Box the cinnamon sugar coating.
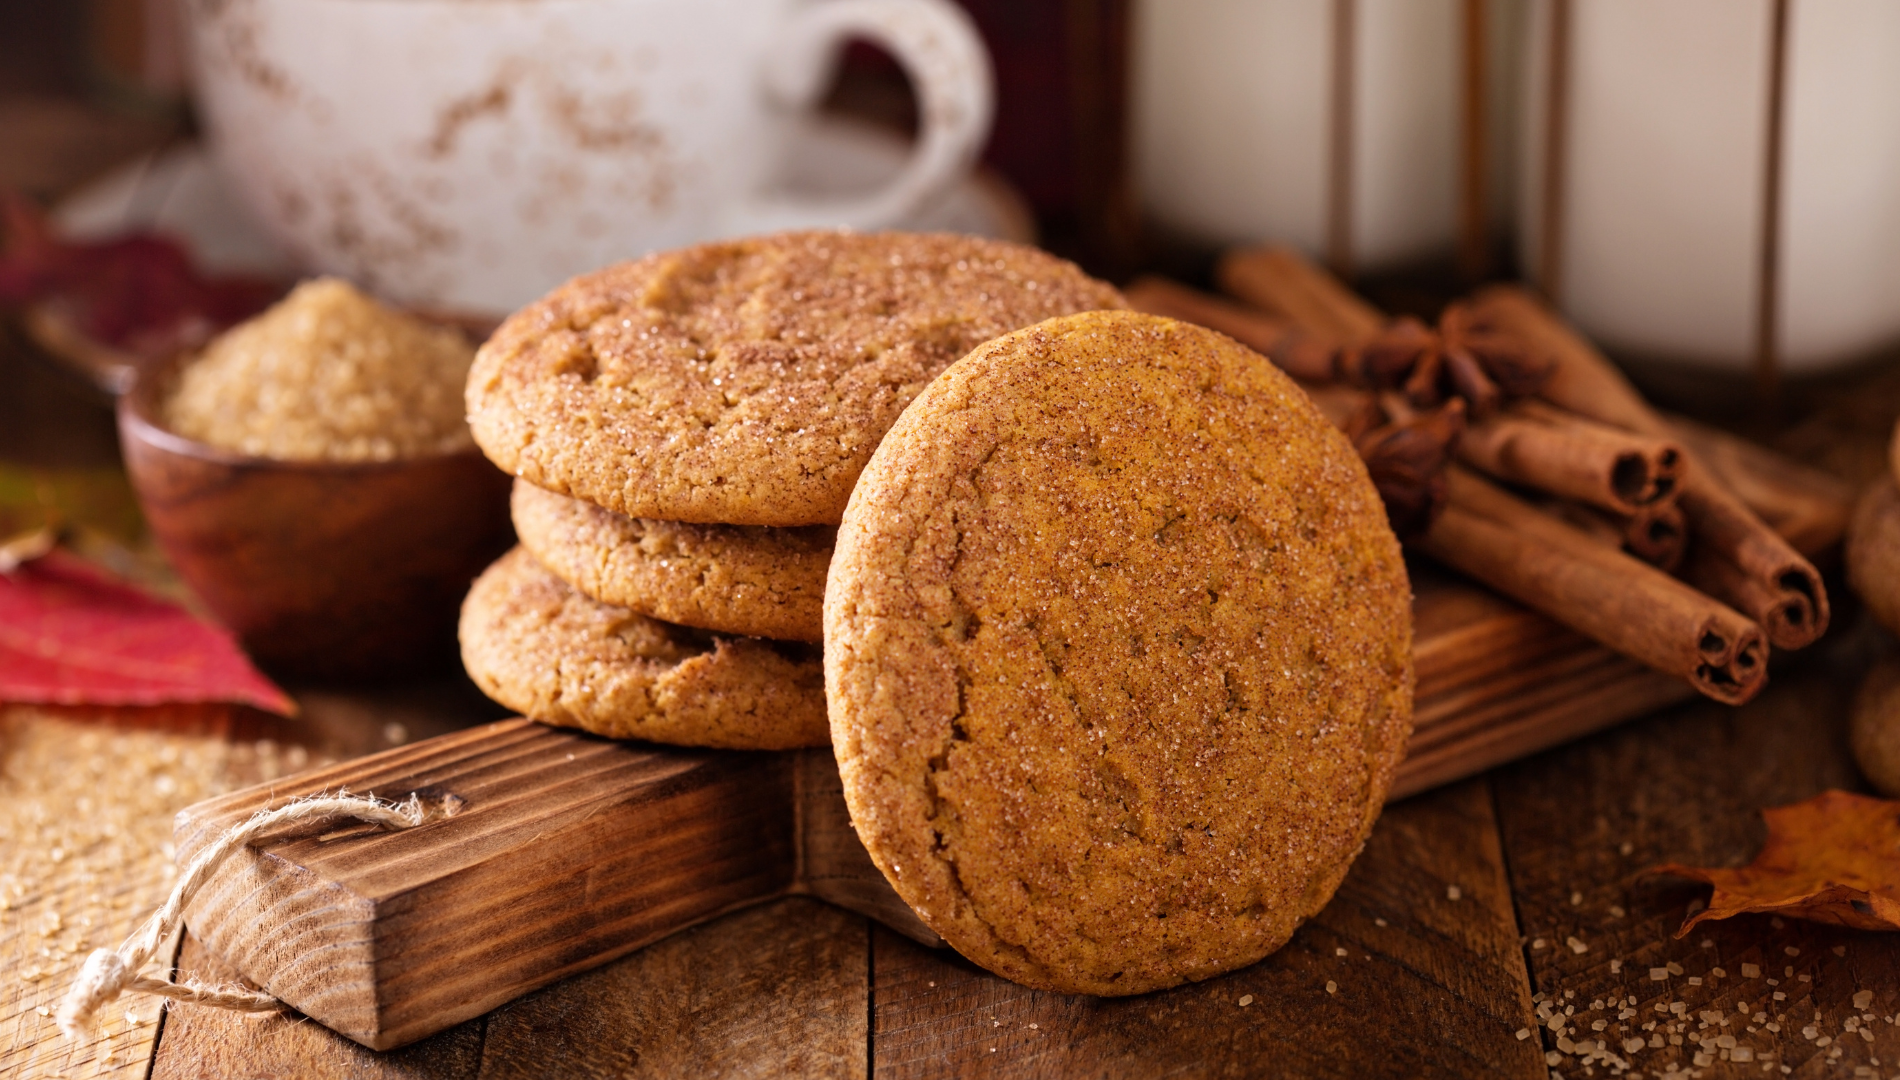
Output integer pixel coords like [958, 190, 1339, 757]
[825, 311, 1413, 995]
[466, 231, 1125, 527]
[511, 480, 833, 643]
[460, 547, 827, 750]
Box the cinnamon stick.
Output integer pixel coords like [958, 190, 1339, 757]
[1123, 277, 1335, 381]
[1459, 399, 1684, 516]
[1421, 468, 1766, 705]
[1621, 500, 1689, 572]
[1666, 414, 1852, 558]
[1541, 498, 1626, 547]
[1467, 286, 1829, 649]
[1215, 245, 1384, 348]
[1542, 498, 1688, 572]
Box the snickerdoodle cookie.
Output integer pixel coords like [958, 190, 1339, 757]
[824, 311, 1413, 996]
[511, 480, 832, 643]
[466, 231, 1125, 527]
[461, 547, 827, 749]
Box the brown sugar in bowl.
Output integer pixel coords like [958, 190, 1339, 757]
[118, 351, 514, 679]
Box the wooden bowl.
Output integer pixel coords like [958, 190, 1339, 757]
[117, 356, 514, 679]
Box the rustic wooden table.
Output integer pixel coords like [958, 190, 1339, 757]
[6, 100, 1900, 1078]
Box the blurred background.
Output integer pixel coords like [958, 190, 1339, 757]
[5, 0, 1900, 424]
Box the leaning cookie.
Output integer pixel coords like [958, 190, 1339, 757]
[825, 311, 1413, 996]
[461, 547, 828, 749]
[467, 230, 1126, 527]
[511, 480, 832, 643]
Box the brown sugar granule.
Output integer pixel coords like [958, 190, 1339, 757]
[165, 277, 476, 462]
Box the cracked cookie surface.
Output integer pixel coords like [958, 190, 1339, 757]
[461, 546, 828, 749]
[512, 480, 833, 643]
[466, 231, 1125, 527]
[825, 311, 1413, 995]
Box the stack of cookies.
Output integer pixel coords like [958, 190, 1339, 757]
[458, 231, 1125, 750]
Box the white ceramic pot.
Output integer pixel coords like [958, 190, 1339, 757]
[1131, 0, 1525, 274]
[184, 0, 993, 315]
[1518, 0, 1900, 373]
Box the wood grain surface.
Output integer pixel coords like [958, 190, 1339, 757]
[870, 779, 1543, 1079]
[476, 898, 868, 1079]
[1493, 626, 1900, 1078]
[175, 721, 803, 1049]
[0, 676, 505, 1080]
[153, 935, 486, 1080]
[151, 899, 869, 1080]
[0, 708, 246, 1080]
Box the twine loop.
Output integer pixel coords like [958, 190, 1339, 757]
[58, 791, 428, 1039]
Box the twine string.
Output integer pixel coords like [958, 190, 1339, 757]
[57, 791, 427, 1039]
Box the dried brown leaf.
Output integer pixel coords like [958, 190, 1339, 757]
[1651, 789, 1900, 935]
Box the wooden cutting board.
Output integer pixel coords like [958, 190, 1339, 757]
[170, 419, 1850, 1051]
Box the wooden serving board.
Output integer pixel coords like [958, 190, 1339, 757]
[175, 722, 937, 1050]
[171, 420, 1850, 1051]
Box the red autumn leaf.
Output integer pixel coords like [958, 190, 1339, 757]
[0, 191, 280, 361]
[0, 549, 295, 715]
[1651, 790, 1900, 935]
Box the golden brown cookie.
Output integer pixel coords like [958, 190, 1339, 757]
[511, 480, 832, 643]
[461, 547, 827, 749]
[466, 231, 1125, 527]
[825, 311, 1413, 996]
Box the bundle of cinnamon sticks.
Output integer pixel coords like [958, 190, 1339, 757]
[1126, 250, 1845, 707]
